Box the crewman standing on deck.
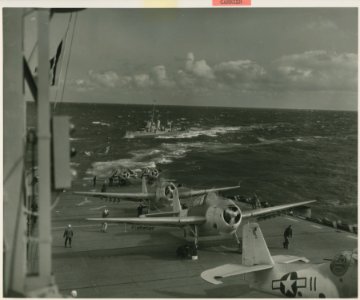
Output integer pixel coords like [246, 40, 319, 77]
[283, 225, 292, 249]
[101, 181, 107, 193]
[101, 209, 109, 232]
[137, 202, 146, 216]
[63, 224, 74, 248]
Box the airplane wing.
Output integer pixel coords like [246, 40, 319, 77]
[273, 255, 310, 264]
[201, 264, 273, 285]
[86, 216, 206, 227]
[179, 185, 241, 198]
[242, 200, 316, 219]
[73, 191, 156, 201]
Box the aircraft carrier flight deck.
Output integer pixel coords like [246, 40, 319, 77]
[48, 184, 357, 298]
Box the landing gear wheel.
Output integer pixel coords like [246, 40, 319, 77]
[176, 244, 191, 258]
[190, 244, 198, 260]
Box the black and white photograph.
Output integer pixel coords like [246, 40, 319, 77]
[3, 1, 358, 298]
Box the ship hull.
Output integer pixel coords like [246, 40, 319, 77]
[124, 130, 185, 138]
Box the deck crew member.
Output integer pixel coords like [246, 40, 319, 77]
[137, 202, 145, 216]
[146, 121, 151, 132]
[64, 224, 74, 248]
[283, 225, 292, 249]
[251, 193, 260, 209]
[101, 181, 107, 193]
[101, 209, 109, 232]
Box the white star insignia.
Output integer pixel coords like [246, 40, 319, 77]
[282, 273, 296, 294]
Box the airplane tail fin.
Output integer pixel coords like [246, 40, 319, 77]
[201, 222, 274, 285]
[242, 222, 274, 266]
[142, 175, 148, 194]
[172, 186, 181, 213]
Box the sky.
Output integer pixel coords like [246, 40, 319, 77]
[23, 7, 358, 110]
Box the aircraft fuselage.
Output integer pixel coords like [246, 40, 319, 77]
[187, 192, 242, 236]
[251, 261, 357, 298]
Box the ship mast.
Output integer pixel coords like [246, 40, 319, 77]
[151, 100, 156, 125]
[150, 100, 156, 132]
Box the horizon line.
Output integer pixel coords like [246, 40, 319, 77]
[26, 99, 358, 112]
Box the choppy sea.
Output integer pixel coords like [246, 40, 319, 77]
[27, 103, 357, 224]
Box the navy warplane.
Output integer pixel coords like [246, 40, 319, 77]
[108, 166, 160, 185]
[81, 182, 315, 253]
[91, 166, 160, 186]
[201, 222, 357, 298]
[74, 176, 241, 210]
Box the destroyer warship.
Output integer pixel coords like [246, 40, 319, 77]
[124, 105, 186, 138]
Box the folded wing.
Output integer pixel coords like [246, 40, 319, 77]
[73, 191, 156, 201]
[242, 200, 316, 219]
[87, 216, 206, 227]
[179, 185, 241, 198]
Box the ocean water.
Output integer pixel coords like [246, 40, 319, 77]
[27, 103, 357, 224]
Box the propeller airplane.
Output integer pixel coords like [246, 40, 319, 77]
[91, 166, 161, 186]
[74, 176, 241, 210]
[201, 222, 357, 298]
[77, 181, 315, 255]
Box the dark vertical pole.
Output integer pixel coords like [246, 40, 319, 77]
[3, 8, 26, 295]
[36, 8, 52, 282]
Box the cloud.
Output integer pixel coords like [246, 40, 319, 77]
[185, 52, 195, 72]
[74, 78, 95, 92]
[173, 53, 216, 93]
[118, 75, 133, 88]
[88, 70, 119, 88]
[133, 73, 153, 88]
[214, 60, 266, 87]
[176, 69, 196, 89]
[193, 60, 215, 80]
[152, 65, 175, 88]
[273, 50, 357, 91]
[184, 52, 215, 80]
[75, 50, 356, 96]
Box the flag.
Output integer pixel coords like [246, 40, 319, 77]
[49, 40, 63, 86]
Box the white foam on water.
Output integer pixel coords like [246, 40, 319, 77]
[92, 121, 111, 127]
[87, 127, 332, 177]
[161, 141, 243, 156]
[156, 126, 243, 139]
[130, 149, 161, 160]
[156, 157, 173, 164]
[84, 151, 93, 157]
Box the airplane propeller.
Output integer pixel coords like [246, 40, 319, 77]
[223, 206, 241, 225]
[151, 169, 159, 178]
[121, 171, 131, 179]
[142, 167, 160, 179]
[164, 183, 176, 200]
